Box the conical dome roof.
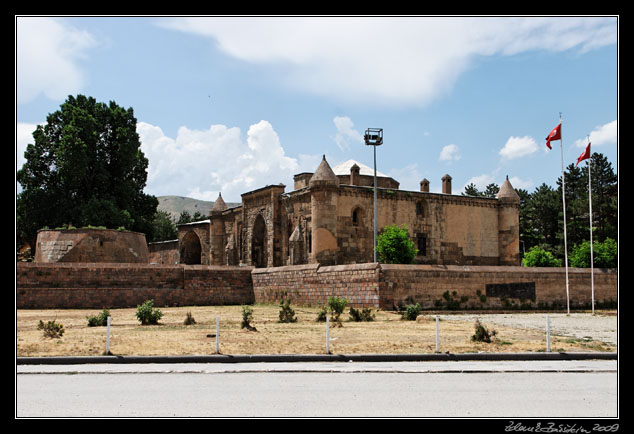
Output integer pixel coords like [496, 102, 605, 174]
[309, 155, 339, 187]
[496, 176, 520, 203]
[210, 192, 227, 214]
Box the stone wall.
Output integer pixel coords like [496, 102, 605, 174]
[252, 263, 381, 307]
[16, 263, 254, 309]
[34, 229, 149, 263]
[379, 264, 618, 310]
[17, 262, 617, 311]
[251, 263, 617, 310]
[148, 240, 179, 264]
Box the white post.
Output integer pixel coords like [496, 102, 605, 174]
[546, 315, 551, 353]
[373, 144, 378, 263]
[106, 316, 111, 355]
[558, 114, 570, 315]
[215, 317, 220, 354]
[326, 317, 331, 354]
[436, 317, 440, 353]
[587, 143, 595, 315]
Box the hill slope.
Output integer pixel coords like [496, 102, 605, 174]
[157, 196, 239, 221]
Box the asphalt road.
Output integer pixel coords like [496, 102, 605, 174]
[16, 360, 619, 418]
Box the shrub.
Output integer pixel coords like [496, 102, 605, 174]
[278, 298, 297, 323]
[316, 306, 328, 322]
[328, 296, 349, 327]
[183, 311, 196, 325]
[440, 290, 468, 310]
[37, 319, 65, 338]
[570, 238, 617, 269]
[135, 299, 163, 325]
[349, 306, 375, 322]
[401, 303, 422, 321]
[471, 319, 497, 343]
[241, 305, 257, 331]
[86, 309, 110, 327]
[522, 246, 562, 267]
[376, 224, 418, 264]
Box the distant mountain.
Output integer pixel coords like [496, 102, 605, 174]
[157, 196, 239, 222]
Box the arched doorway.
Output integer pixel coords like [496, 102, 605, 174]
[251, 214, 267, 268]
[181, 231, 202, 265]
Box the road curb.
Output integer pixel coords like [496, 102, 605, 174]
[16, 352, 617, 365]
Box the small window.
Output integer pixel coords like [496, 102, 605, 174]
[416, 233, 427, 256]
[416, 201, 425, 217]
[352, 207, 363, 226]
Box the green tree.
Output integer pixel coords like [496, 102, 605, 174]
[149, 210, 178, 242]
[586, 153, 617, 243]
[17, 95, 158, 251]
[569, 238, 617, 269]
[524, 183, 561, 253]
[462, 183, 499, 198]
[176, 210, 206, 225]
[522, 246, 562, 267]
[376, 224, 418, 264]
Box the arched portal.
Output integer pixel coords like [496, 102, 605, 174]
[251, 214, 267, 268]
[180, 231, 202, 265]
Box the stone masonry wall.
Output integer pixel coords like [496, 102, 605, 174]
[17, 262, 616, 311]
[380, 264, 618, 310]
[17, 263, 254, 309]
[252, 263, 381, 307]
[35, 229, 149, 263]
[251, 263, 617, 310]
[148, 240, 179, 264]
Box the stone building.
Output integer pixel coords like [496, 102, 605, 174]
[173, 155, 520, 268]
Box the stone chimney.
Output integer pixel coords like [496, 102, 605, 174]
[420, 178, 429, 192]
[350, 163, 360, 186]
[442, 174, 452, 195]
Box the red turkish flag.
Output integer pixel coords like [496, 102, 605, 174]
[546, 123, 561, 150]
[576, 142, 591, 166]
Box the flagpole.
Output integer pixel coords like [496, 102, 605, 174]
[559, 113, 570, 315]
[587, 136, 595, 315]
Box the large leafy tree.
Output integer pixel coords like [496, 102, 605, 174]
[376, 224, 418, 264]
[17, 95, 158, 251]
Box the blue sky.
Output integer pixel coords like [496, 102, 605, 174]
[16, 16, 618, 203]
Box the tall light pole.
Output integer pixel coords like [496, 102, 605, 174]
[364, 128, 383, 263]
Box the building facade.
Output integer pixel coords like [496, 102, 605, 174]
[174, 156, 521, 268]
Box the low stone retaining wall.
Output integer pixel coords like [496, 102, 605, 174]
[251, 263, 381, 308]
[16, 263, 254, 309]
[16, 262, 617, 311]
[379, 264, 618, 310]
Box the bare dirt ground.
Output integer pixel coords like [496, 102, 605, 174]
[16, 305, 617, 357]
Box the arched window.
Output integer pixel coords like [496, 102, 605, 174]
[352, 207, 363, 226]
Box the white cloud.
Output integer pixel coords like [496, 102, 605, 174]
[499, 136, 539, 160]
[464, 174, 496, 191]
[574, 120, 617, 148]
[508, 176, 533, 190]
[332, 116, 364, 151]
[16, 17, 97, 104]
[159, 16, 616, 107]
[16, 122, 40, 172]
[464, 173, 532, 193]
[138, 120, 318, 202]
[388, 163, 423, 192]
[439, 144, 461, 162]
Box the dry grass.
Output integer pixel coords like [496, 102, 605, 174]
[16, 304, 616, 357]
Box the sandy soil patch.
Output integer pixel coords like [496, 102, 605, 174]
[16, 306, 617, 357]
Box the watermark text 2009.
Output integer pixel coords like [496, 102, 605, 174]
[505, 422, 619, 433]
